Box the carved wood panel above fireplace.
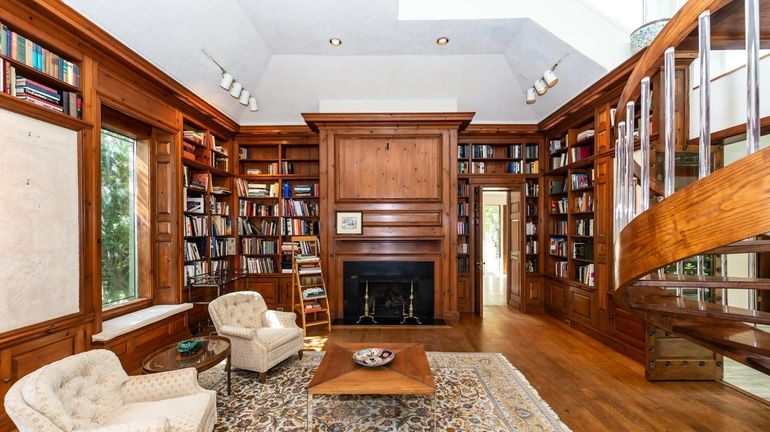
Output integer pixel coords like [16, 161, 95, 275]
[303, 113, 474, 320]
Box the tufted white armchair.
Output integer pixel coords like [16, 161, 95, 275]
[3, 349, 216, 432]
[208, 291, 304, 382]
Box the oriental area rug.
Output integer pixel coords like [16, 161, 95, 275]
[199, 351, 571, 432]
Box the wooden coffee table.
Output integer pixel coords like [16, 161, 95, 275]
[142, 335, 231, 395]
[307, 342, 435, 427]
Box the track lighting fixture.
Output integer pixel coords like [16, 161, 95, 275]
[534, 78, 548, 95]
[543, 68, 558, 87]
[526, 87, 537, 104]
[204, 49, 260, 112]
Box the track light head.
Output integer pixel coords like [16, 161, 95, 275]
[534, 78, 548, 96]
[219, 72, 234, 90]
[229, 81, 243, 98]
[543, 69, 558, 87]
[248, 97, 258, 112]
[526, 87, 537, 104]
[238, 89, 250, 105]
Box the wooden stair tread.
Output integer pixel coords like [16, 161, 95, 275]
[628, 290, 770, 325]
[672, 320, 770, 358]
[704, 239, 770, 255]
[633, 274, 770, 289]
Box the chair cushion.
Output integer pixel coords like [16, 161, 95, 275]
[108, 392, 214, 432]
[257, 327, 303, 351]
[209, 292, 266, 329]
[22, 350, 128, 431]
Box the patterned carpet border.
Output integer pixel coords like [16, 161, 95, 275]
[199, 351, 572, 432]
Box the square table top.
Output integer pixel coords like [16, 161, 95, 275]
[307, 342, 435, 395]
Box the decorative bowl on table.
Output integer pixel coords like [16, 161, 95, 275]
[352, 348, 394, 367]
[176, 338, 204, 357]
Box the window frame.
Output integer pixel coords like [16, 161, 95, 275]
[100, 108, 155, 319]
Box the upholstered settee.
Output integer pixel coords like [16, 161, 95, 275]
[4, 349, 216, 432]
[208, 291, 304, 382]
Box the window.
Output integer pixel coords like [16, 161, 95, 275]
[101, 129, 138, 307]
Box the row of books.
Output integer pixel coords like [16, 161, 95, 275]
[212, 260, 229, 274]
[550, 197, 568, 214]
[575, 129, 595, 143]
[302, 287, 326, 300]
[282, 199, 319, 217]
[210, 197, 230, 215]
[571, 171, 594, 190]
[506, 160, 540, 174]
[576, 218, 594, 237]
[236, 179, 279, 198]
[551, 220, 567, 236]
[458, 144, 539, 160]
[186, 196, 205, 214]
[243, 162, 279, 175]
[184, 241, 204, 262]
[458, 202, 469, 216]
[573, 242, 594, 261]
[549, 238, 567, 257]
[525, 258, 538, 273]
[551, 153, 568, 170]
[549, 139, 566, 155]
[304, 302, 325, 313]
[458, 183, 470, 197]
[570, 146, 592, 163]
[239, 202, 278, 217]
[211, 215, 232, 236]
[284, 240, 317, 256]
[241, 256, 276, 274]
[183, 130, 205, 146]
[525, 222, 537, 235]
[457, 221, 469, 235]
[526, 201, 537, 217]
[1, 61, 82, 118]
[575, 192, 594, 212]
[457, 256, 470, 273]
[211, 238, 237, 258]
[186, 171, 210, 191]
[525, 239, 538, 255]
[184, 216, 209, 237]
[555, 261, 568, 278]
[525, 182, 539, 197]
[576, 264, 595, 286]
[239, 218, 279, 236]
[184, 261, 209, 283]
[549, 179, 566, 194]
[458, 243, 469, 254]
[0, 23, 81, 86]
[282, 219, 318, 236]
[285, 183, 318, 197]
[242, 238, 277, 255]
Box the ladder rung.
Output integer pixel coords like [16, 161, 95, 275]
[305, 320, 330, 326]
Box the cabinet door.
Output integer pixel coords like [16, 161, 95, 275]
[245, 277, 279, 307]
[279, 276, 293, 312]
[569, 286, 596, 327]
[524, 277, 544, 312]
[546, 279, 568, 316]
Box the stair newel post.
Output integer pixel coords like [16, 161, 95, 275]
[625, 102, 636, 223]
[696, 11, 712, 303]
[745, 0, 760, 311]
[640, 77, 651, 213]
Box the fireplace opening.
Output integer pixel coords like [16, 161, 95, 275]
[342, 261, 436, 325]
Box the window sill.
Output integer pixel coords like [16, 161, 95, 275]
[102, 297, 153, 321]
[92, 303, 193, 343]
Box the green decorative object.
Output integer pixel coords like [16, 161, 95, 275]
[177, 338, 203, 356]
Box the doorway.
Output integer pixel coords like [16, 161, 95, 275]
[474, 187, 522, 312]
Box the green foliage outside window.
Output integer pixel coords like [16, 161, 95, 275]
[101, 129, 137, 306]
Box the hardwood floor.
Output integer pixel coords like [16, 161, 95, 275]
[308, 305, 770, 432]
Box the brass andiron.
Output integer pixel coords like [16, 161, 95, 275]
[357, 280, 377, 324]
[401, 280, 422, 324]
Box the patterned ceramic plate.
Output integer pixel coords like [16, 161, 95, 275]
[352, 348, 395, 367]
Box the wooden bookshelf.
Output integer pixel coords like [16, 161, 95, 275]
[0, 22, 83, 120]
[458, 141, 540, 175]
[236, 139, 320, 278]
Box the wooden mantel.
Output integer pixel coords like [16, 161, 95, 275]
[306, 112, 475, 321]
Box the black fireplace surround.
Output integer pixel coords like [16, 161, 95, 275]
[342, 261, 435, 325]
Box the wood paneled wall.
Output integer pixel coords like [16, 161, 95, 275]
[305, 113, 474, 320]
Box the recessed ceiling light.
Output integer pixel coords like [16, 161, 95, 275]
[436, 36, 449, 46]
[329, 38, 342, 46]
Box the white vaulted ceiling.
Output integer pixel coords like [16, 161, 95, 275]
[61, 0, 634, 125]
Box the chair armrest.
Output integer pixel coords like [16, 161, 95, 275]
[76, 418, 170, 431]
[262, 310, 299, 328]
[121, 368, 203, 404]
[218, 325, 259, 339]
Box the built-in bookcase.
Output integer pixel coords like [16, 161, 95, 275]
[0, 22, 83, 119]
[457, 178, 471, 275]
[546, 119, 597, 288]
[524, 178, 540, 274]
[236, 140, 320, 276]
[458, 142, 540, 175]
[181, 121, 236, 286]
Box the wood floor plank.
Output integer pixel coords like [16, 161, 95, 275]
[307, 305, 770, 432]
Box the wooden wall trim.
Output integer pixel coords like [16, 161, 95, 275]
[237, 125, 317, 137]
[15, 0, 238, 133]
[303, 112, 475, 132]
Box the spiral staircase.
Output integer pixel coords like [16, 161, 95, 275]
[613, 0, 770, 377]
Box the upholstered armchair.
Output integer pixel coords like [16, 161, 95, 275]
[208, 291, 304, 382]
[3, 349, 216, 432]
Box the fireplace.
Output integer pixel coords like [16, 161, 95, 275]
[342, 261, 435, 324]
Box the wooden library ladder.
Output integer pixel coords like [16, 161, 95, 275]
[291, 235, 332, 333]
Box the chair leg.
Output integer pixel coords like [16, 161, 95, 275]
[298, 350, 304, 360]
[259, 372, 266, 384]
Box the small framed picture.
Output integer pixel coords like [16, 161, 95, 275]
[336, 211, 363, 235]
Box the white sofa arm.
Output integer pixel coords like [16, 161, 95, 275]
[218, 325, 259, 339]
[121, 368, 202, 404]
[76, 418, 170, 432]
[263, 310, 299, 329]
